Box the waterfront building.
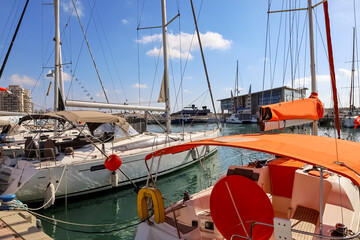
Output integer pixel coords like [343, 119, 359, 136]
[0, 85, 33, 113]
[218, 86, 307, 115]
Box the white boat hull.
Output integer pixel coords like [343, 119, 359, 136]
[0, 130, 219, 203]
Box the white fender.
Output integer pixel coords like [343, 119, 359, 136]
[111, 171, 119, 187]
[43, 183, 55, 209]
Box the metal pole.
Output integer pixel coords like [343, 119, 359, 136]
[0, 0, 29, 79]
[351, 27, 356, 110]
[161, 0, 171, 134]
[319, 167, 324, 235]
[54, 0, 60, 112]
[190, 0, 219, 127]
[54, 0, 60, 134]
[308, 0, 318, 135]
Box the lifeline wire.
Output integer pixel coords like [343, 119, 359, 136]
[30, 211, 144, 234]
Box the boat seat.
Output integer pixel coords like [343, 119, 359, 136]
[227, 167, 259, 181]
[290, 206, 319, 240]
[24, 137, 37, 158]
[55, 136, 89, 152]
[165, 216, 198, 234]
[42, 139, 56, 159]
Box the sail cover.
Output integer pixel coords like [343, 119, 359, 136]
[259, 93, 324, 122]
[145, 133, 360, 186]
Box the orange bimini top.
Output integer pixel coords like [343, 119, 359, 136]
[259, 92, 324, 121]
[145, 133, 360, 186]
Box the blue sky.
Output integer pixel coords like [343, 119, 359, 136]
[0, 0, 359, 112]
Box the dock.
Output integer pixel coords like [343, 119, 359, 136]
[0, 210, 52, 240]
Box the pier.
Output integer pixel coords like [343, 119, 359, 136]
[0, 210, 52, 240]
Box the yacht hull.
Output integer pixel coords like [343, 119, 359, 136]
[0, 130, 219, 203]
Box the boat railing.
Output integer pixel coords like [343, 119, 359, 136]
[230, 221, 360, 240]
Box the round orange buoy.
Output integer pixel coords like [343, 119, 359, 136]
[104, 154, 122, 171]
[210, 175, 274, 240]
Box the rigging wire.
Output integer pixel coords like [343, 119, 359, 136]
[86, 0, 121, 104]
[303, 14, 308, 91]
[148, 29, 162, 107]
[136, 0, 147, 107]
[71, 0, 110, 104]
[269, 0, 285, 100]
[261, 0, 271, 105]
[66, 1, 97, 102]
[354, 0, 360, 107]
[0, 0, 18, 62]
[173, 0, 204, 114]
[30, 211, 144, 234]
[94, 2, 128, 103]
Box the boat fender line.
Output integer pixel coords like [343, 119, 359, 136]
[137, 187, 165, 224]
[111, 171, 119, 187]
[43, 182, 55, 209]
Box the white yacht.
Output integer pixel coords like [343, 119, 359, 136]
[0, 110, 218, 203]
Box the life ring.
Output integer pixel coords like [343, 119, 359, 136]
[137, 187, 165, 224]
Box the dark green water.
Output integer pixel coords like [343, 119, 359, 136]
[38, 123, 360, 239]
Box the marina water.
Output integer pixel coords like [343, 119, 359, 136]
[39, 123, 360, 239]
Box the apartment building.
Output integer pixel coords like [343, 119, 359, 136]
[0, 85, 33, 113]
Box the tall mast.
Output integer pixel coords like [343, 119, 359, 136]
[307, 0, 318, 135]
[161, 0, 171, 133]
[54, 0, 65, 110]
[236, 60, 239, 113]
[351, 27, 356, 111]
[54, 0, 60, 112]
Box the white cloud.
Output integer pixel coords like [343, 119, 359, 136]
[132, 83, 147, 89]
[62, 72, 72, 81]
[9, 74, 37, 86]
[61, 1, 84, 17]
[317, 75, 331, 83]
[286, 74, 330, 88]
[185, 76, 193, 80]
[121, 19, 129, 25]
[137, 31, 232, 60]
[183, 89, 189, 93]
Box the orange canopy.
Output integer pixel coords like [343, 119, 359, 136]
[145, 133, 360, 186]
[259, 93, 324, 121]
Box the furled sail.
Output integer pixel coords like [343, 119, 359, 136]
[259, 92, 324, 131]
[158, 72, 165, 103]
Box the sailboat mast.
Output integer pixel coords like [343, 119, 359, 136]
[54, 0, 60, 112]
[351, 27, 356, 110]
[161, 0, 171, 133]
[307, 0, 318, 135]
[236, 60, 239, 113]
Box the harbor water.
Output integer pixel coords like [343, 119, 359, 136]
[38, 123, 360, 239]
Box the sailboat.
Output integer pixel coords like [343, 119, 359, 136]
[0, 0, 219, 205]
[343, 28, 358, 128]
[226, 62, 257, 124]
[135, 134, 360, 239]
[134, 1, 360, 239]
